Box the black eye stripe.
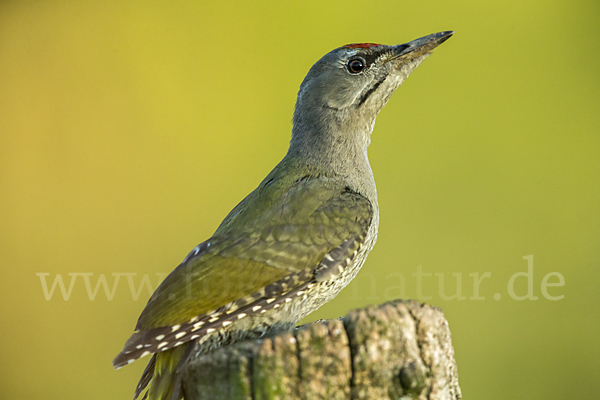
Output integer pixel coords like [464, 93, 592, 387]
[346, 48, 389, 73]
[362, 52, 381, 68]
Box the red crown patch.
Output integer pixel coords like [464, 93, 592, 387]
[342, 43, 381, 49]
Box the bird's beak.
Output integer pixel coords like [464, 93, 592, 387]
[389, 31, 454, 62]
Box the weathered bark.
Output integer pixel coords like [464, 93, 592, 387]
[182, 300, 461, 400]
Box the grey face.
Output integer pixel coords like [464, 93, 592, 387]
[295, 32, 453, 120]
[289, 32, 452, 161]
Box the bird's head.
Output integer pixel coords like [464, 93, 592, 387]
[291, 31, 453, 149]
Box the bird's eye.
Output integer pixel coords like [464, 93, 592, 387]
[347, 58, 365, 74]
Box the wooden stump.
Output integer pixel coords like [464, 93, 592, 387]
[182, 300, 461, 400]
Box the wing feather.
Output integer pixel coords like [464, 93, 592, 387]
[113, 179, 373, 369]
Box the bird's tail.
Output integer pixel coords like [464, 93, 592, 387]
[134, 343, 190, 400]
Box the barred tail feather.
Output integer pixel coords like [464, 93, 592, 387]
[134, 354, 155, 400]
[135, 344, 190, 400]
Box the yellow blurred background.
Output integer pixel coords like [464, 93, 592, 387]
[1, 1, 598, 399]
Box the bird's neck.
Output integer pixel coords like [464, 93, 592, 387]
[286, 112, 378, 203]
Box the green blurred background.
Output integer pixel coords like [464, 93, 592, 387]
[1, 1, 599, 399]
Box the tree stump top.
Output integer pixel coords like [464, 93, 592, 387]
[183, 300, 461, 400]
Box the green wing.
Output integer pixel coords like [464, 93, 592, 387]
[113, 171, 372, 368]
